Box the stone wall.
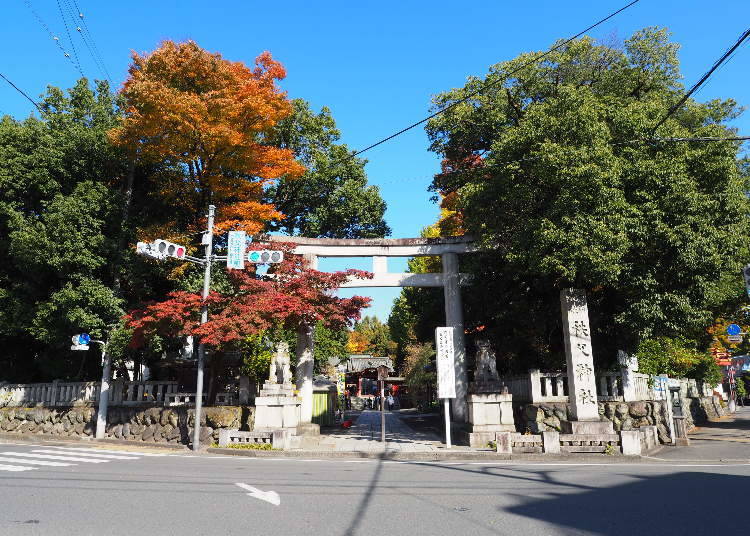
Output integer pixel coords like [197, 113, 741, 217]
[518, 400, 673, 443]
[0, 405, 255, 446]
[685, 396, 726, 429]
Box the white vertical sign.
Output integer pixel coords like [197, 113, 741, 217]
[436, 327, 456, 399]
[227, 231, 246, 270]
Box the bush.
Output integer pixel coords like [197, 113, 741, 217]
[636, 337, 722, 385]
[212, 442, 273, 450]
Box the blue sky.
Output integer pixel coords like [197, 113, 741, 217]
[2, 1, 748, 320]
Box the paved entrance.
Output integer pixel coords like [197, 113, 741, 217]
[318, 410, 451, 453]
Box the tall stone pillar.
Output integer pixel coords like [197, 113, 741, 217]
[295, 322, 318, 434]
[560, 288, 613, 434]
[442, 252, 468, 422]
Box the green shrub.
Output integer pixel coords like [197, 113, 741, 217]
[212, 442, 274, 450]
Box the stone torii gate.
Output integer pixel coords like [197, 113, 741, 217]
[267, 235, 477, 427]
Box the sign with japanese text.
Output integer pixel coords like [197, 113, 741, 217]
[560, 289, 599, 421]
[227, 231, 246, 270]
[435, 327, 456, 399]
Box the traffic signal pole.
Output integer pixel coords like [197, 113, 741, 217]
[192, 204, 215, 451]
[94, 340, 110, 439]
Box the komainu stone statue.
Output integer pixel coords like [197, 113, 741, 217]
[474, 339, 500, 384]
[269, 342, 292, 385]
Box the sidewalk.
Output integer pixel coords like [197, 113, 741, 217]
[651, 406, 750, 462]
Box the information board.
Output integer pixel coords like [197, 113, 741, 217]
[435, 327, 456, 399]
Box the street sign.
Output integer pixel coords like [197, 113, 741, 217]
[226, 231, 246, 270]
[70, 344, 89, 351]
[435, 327, 456, 399]
[727, 324, 742, 336]
[728, 335, 743, 343]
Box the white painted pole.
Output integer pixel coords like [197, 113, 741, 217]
[444, 399, 451, 448]
[193, 204, 215, 451]
[95, 344, 111, 439]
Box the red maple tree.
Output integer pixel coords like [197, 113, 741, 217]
[125, 243, 371, 349]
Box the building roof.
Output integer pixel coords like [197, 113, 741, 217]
[344, 355, 393, 373]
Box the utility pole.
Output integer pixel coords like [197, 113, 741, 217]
[192, 204, 215, 451]
[93, 338, 110, 439]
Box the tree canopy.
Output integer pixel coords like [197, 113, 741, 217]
[398, 27, 749, 371]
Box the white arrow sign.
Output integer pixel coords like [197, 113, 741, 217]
[235, 483, 280, 506]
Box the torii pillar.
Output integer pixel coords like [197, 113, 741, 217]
[442, 252, 468, 423]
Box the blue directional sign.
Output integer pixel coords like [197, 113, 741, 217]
[77, 333, 91, 345]
[727, 324, 742, 336]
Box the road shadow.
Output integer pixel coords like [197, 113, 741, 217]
[507, 471, 747, 535]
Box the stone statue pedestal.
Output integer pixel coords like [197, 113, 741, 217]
[467, 392, 515, 448]
[254, 381, 301, 435]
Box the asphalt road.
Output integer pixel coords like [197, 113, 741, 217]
[0, 441, 748, 536]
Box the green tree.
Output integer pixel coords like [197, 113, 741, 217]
[425, 27, 750, 369]
[0, 81, 126, 380]
[265, 99, 390, 238]
[351, 316, 396, 357]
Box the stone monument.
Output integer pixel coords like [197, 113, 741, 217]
[559, 289, 613, 435]
[466, 339, 515, 447]
[254, 342, 301, 434]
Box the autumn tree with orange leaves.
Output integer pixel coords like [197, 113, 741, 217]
[110, 41, 305, 236]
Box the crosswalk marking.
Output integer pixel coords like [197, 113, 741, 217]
[46, 446, 167, 457]
[0, 463, 35, 472]
[0, 444, 166, 473]
[0, 456, 73, 467]
[31, 449, 139, 460]
[0, 452, 109, 463]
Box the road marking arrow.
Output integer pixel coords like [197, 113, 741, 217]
[235, 482, 281, 506]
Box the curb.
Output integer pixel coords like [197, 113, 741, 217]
[0, 432, 188, 452]
[204, 447, 667, 463]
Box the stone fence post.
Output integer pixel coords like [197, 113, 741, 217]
[528, 369, 542, 403]
[110, 380, 124, 405]
[49, 380, 60, 407]
[621, 367, 637, 402]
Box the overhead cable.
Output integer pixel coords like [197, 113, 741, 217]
[0, 72, 42, 113]
[650, 27, 750, 135]
[22, 0, 84, 77]
[342, 0, 643, 161]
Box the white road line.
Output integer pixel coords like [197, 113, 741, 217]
[0, 456, 73, 467]
[0, 452, 109, 463]
[45, 446, 167, 457]
[32, 449, 138, 460]
[0, 464, 35, 472]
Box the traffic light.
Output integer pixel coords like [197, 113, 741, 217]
[247, 250, 283, 264]
[154, 239, 186, 259]
[743, 265, 750, 298]
[136, 240, 186, 260]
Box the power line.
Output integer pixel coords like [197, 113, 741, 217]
[55, 0, 84, 77]
[66, 0, 113, 84]
[650, 27, 750, 135]
[0, 72, 42, 113]
[22, 0, 84, 77]
[343, 0, 643, 161]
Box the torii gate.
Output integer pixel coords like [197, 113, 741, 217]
[267, 235, 477, 426]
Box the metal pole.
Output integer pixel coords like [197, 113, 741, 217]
[95, 343, 111, 439]
[380, 379, 385, 443]
[193, 204, 215, 451]
[444, 399, 451, 448]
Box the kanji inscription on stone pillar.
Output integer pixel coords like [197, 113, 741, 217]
[560, 289, 599, 421]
